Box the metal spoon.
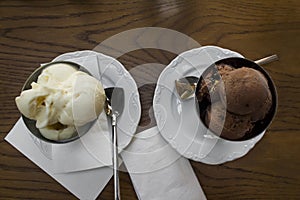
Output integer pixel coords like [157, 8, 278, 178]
[105, 87, 125, 200]
[175, 54, 278, 100]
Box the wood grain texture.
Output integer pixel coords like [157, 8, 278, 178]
[0, 0, 299, 199]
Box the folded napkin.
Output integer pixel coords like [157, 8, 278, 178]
[121, 126, 206, 200]
[5, 119, 113, 199]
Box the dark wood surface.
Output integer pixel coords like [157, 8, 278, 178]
[1, 0, 299, 199]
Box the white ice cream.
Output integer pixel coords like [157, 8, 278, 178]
[15, 63, 106, 141]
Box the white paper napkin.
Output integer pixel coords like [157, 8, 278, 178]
[5, 118, 113, 199]
[121, 126, 206, 200]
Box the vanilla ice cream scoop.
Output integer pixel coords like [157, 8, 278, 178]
[15, 62, 106, 141]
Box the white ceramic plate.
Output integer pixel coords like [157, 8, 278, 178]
[153, 46, 265, 165]
[53, 50, 141, 151]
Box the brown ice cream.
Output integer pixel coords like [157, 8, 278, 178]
[206, 102, 253, 140]
[222, 67, 272, 120]
[197, 63, 273, 140]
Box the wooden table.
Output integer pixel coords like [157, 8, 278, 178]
[1, 1, 299, 199]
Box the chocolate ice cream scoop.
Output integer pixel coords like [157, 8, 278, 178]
[196, 57, 277, 141]
[222, 67, 272, 120]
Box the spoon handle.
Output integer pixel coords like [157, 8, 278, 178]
[112, 114, 121, 200]
[255, 54, 278, 65]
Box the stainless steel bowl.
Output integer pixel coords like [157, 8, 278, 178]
[195, 57, 278, 141]
[20, 61, 94, 144]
